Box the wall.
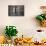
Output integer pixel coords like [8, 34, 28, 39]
[0, 0, 46, 39]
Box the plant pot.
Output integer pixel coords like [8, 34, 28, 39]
[7, 39, 12, 44]
[11, 36, 17, 44]
[41, 20, 46, 27]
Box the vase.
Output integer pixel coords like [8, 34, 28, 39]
[11, 36, 17, 44]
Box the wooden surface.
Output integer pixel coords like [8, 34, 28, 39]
[14, 43, 46, 46]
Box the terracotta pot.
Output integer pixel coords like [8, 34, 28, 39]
[40, 20, 46, 27]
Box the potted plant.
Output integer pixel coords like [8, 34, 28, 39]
[5, 26, 18, 43]
[36, 6, 46, 27]
[36, 14, 46, 27]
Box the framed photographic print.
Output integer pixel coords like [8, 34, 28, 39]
[8, 5, 24, 16]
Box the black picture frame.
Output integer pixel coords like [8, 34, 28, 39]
[8, 5, 24, 16]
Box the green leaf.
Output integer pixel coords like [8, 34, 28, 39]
[36, 15, 44, 21]
[44, 15, 46, 19]
[5, 26, 18, 39]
